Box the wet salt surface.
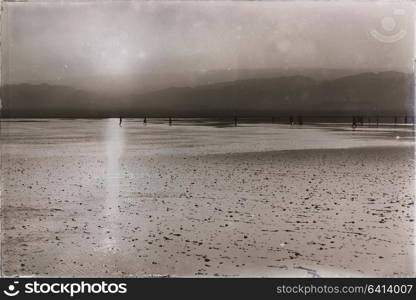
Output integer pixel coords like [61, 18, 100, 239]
[1, 119, 414, 277]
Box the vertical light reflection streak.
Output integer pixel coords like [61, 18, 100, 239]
[102, 118, 125, 252]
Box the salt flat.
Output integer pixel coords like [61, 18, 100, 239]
[1, 119, 414, 277]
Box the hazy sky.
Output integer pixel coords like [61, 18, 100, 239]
[2, 1, 415, 84]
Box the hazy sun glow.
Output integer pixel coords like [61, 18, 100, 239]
[95, 38, 130, 75]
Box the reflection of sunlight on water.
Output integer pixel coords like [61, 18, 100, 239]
[103, 118, 125, 251]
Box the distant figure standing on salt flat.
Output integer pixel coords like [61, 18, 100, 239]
[119, 117, 123, 127]
[352, 116, 357, 130]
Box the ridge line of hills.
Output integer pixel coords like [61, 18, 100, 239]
[1, 71, 413, 118]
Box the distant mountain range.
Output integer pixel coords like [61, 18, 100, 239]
[21, 67, 397, 96]
[1, 71, 413, 117]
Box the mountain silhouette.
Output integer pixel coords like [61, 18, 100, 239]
[25, 67, 394, 96]
[1, 71, 413, 118]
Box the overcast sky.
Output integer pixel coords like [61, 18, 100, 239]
[2, 1, 415, 85]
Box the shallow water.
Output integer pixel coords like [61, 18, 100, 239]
[1, 119, 415, 277]
[1, 118, 414, 155]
